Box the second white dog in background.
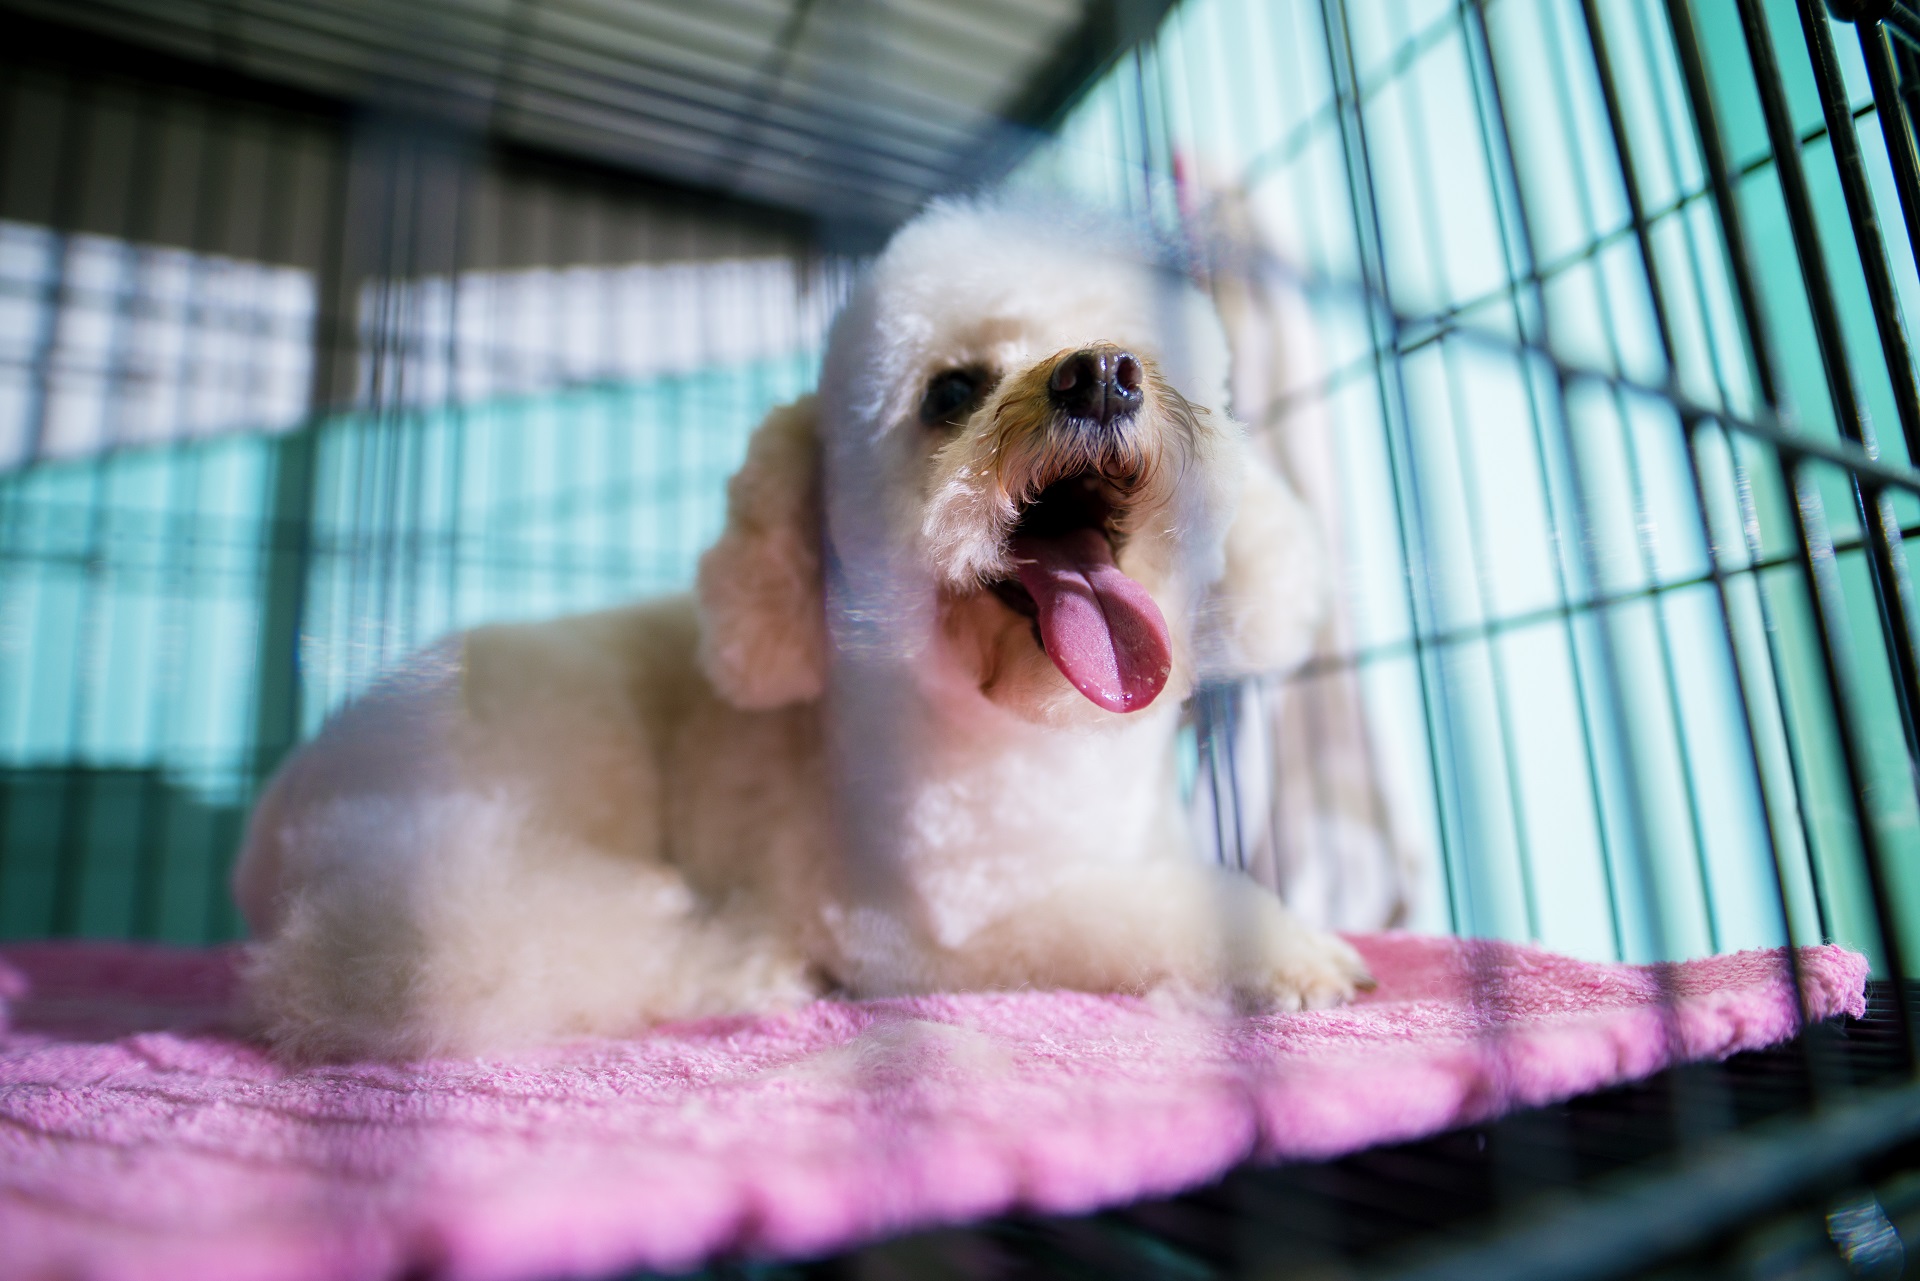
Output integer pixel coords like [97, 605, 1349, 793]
[232, 199, 1373, 1062]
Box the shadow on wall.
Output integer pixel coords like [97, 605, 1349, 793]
[0, 767, 247, 944]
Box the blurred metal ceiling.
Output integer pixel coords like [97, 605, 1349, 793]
[0, 0, 1173, 233]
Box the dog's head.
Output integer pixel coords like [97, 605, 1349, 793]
[697, 199, 1324, 725]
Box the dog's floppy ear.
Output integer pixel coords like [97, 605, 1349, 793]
[1196, 446, 1327, 680]
[696, 396, 827, 709]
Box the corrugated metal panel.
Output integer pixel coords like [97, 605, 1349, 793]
[0, 0, 1100, 226]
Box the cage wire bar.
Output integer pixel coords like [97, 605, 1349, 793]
[974, 0, 1920, 1271]
[1017, 0, 1920, 1012]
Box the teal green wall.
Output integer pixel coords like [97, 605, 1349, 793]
[0, 354, 818, 941]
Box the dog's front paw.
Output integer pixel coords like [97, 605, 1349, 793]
[1239, 926, 1374, 1013]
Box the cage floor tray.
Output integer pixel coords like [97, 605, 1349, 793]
[0, 933, 1865, 1281]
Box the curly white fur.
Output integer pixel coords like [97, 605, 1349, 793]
[233, 199, 1370, 1061]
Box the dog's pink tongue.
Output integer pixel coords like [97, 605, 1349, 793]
[1012, 527, 1172, 713]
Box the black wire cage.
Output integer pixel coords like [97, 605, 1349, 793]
[8, 0, 1920, 1275]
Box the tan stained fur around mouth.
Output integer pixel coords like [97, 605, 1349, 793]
[922, 350, 1204, 591]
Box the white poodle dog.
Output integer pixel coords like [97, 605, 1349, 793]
[232, 199, 1372, 1061]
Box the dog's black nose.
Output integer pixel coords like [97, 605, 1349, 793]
[1048, 348, 1143, 427]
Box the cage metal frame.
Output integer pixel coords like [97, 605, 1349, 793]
[11, 0, 1920, 1275]
[1013, 0, 1920, 1271]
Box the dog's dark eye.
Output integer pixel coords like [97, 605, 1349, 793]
[919, 368, 984, 426]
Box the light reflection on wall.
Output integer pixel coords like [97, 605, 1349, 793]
[0, 221, 315, 467]
[0, 240, 849, 801]
[353, 256, 845, 408]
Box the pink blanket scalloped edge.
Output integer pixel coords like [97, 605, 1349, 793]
[0, 934, 1867, 1281]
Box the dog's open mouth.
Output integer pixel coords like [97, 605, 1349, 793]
[990, 471, 1173, 714]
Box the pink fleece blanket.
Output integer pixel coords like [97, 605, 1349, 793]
[0, 935, 1866, 1281]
